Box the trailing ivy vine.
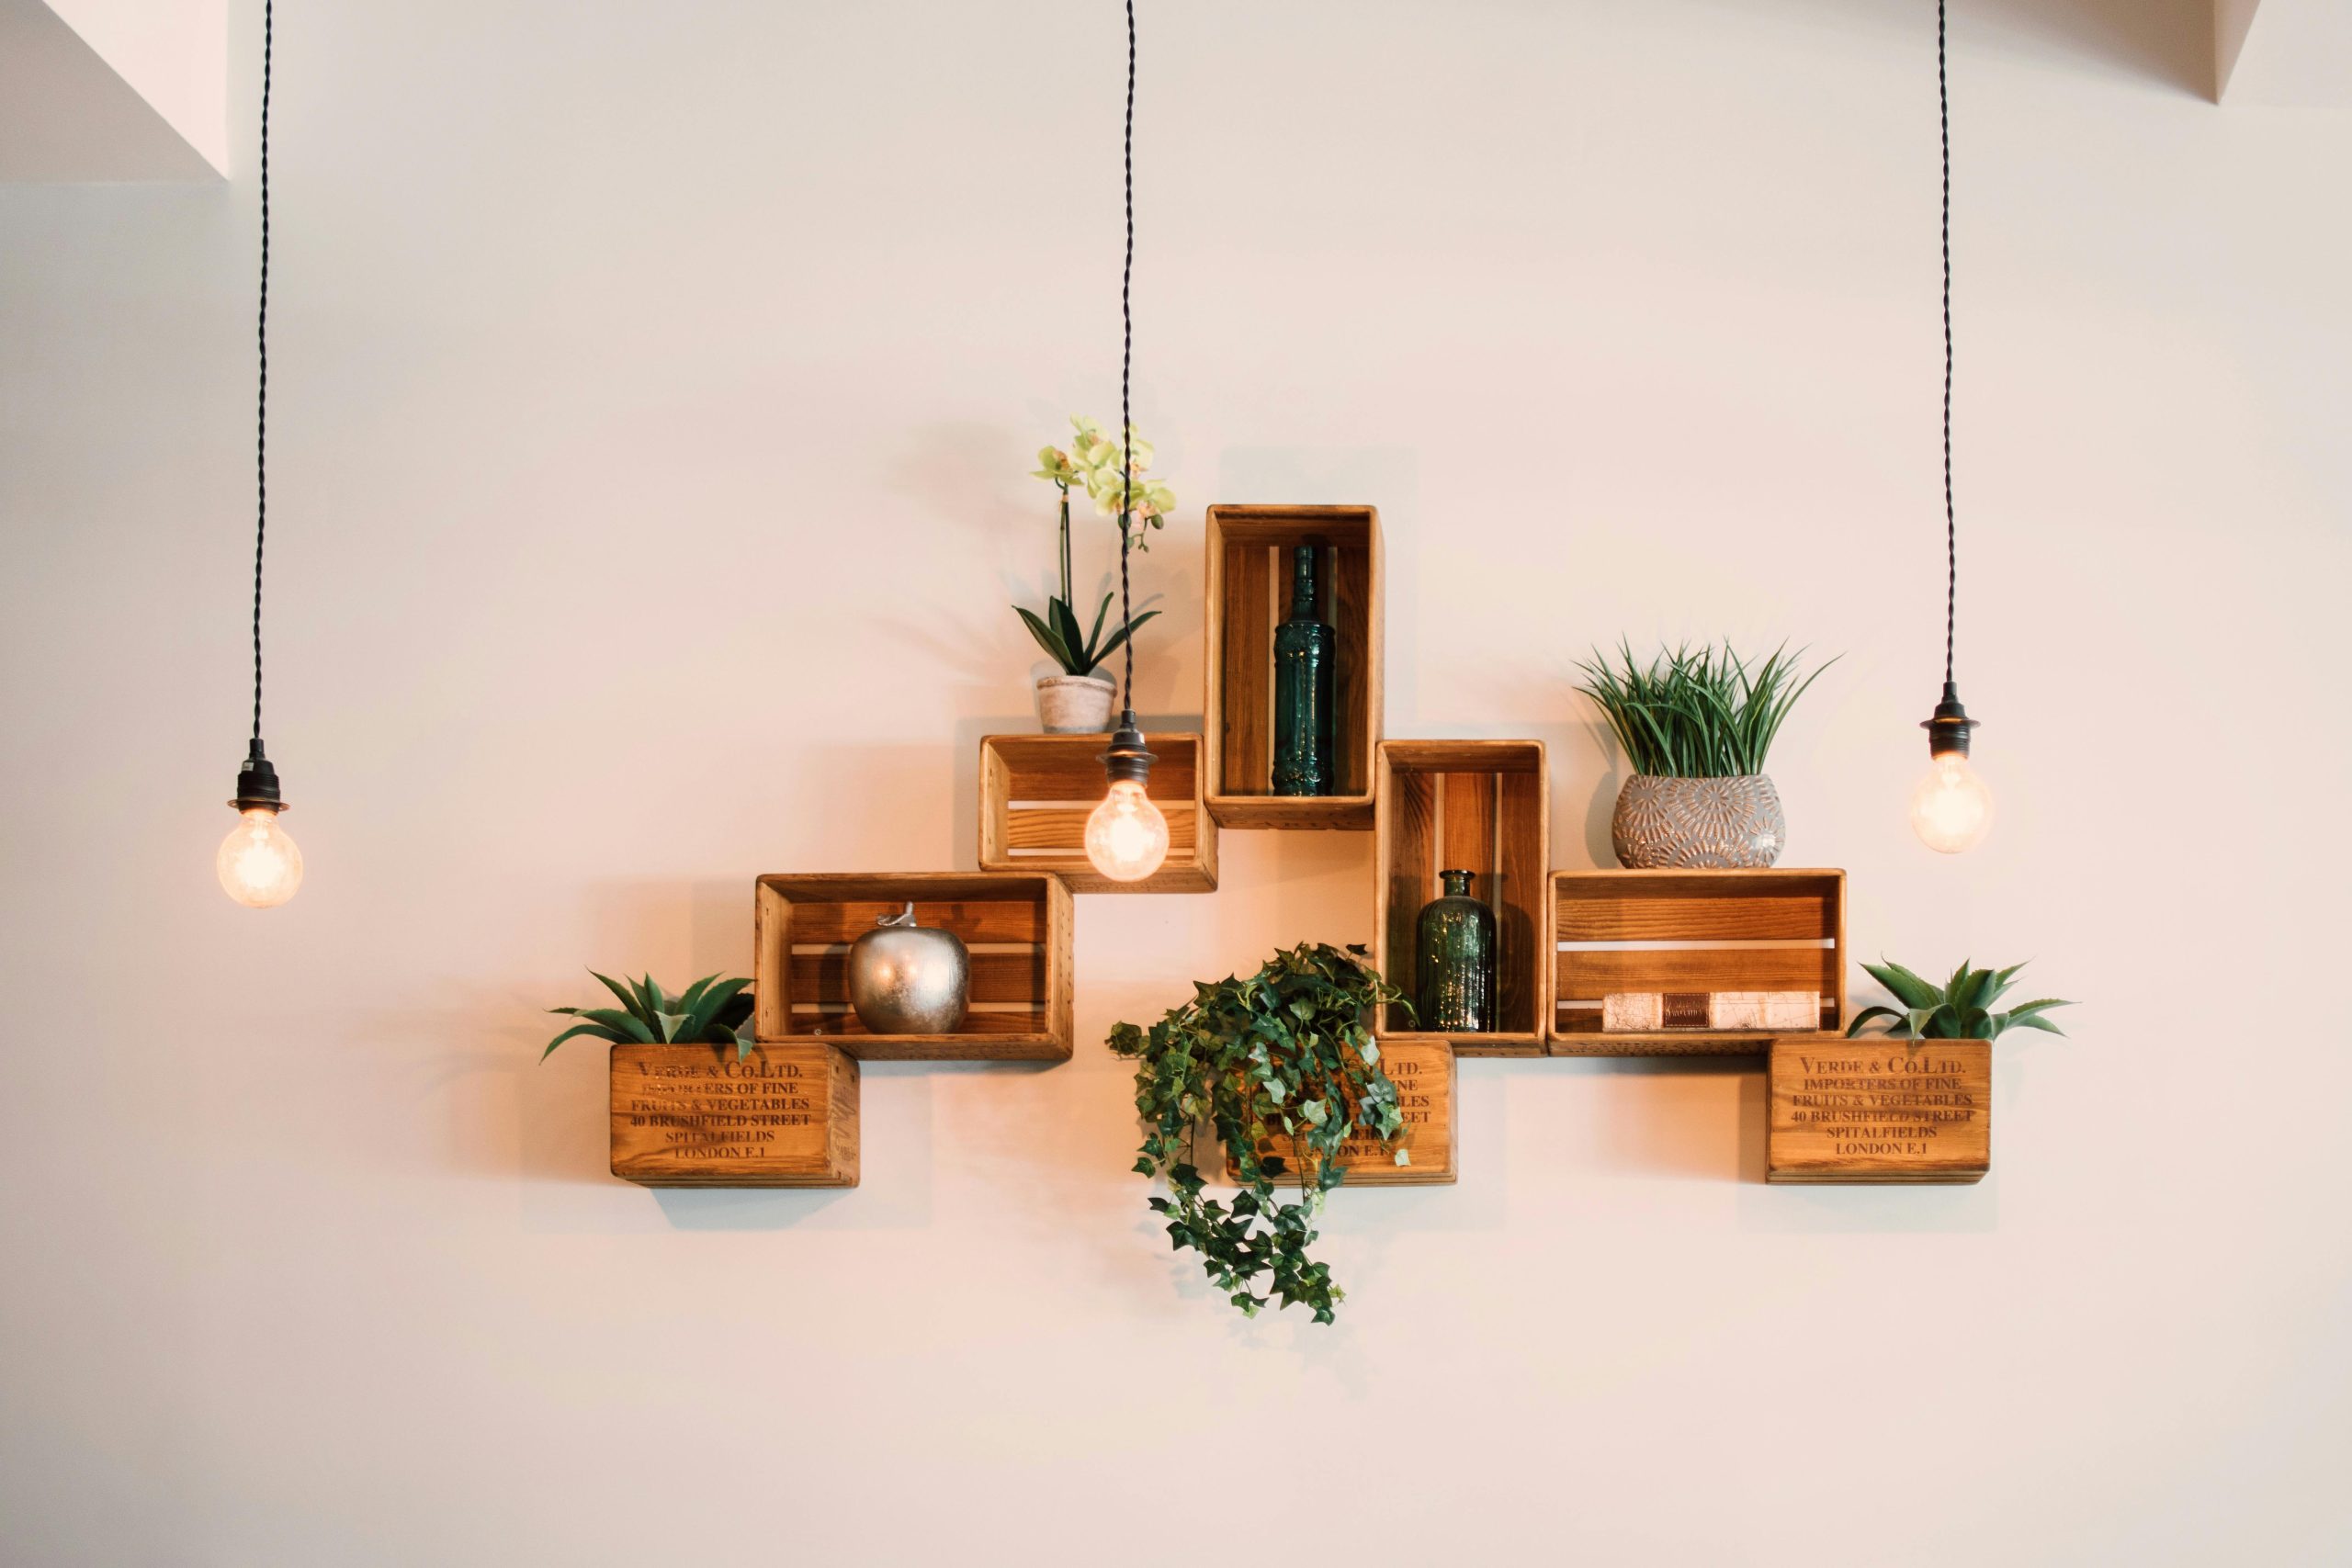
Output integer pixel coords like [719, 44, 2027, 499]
[1109, 942, 1412, 1325]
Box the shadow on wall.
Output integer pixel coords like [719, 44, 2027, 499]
[1704, 0, 2215, 100]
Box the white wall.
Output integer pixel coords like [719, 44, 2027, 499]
[3, 2, 2347, 1563]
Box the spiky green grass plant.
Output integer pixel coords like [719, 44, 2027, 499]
[1574, 640, 1835, 777]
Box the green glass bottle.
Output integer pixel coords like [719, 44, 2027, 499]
[1272, 545, 1336, 795]
[1416, 869, 1497, 1032]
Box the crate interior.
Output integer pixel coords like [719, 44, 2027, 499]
[979, 733, 1210, 890]
[755, 874, 1057, 1041]
[1210, 508, 1375, 801]
[1377, 743, 1546, 1039]
[1551, 870, 1843, 1043]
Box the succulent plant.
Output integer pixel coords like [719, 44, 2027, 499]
[1847, 959, 2073, 1043]
[543, 972, 754, 1061]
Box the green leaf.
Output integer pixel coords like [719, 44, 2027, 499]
[589, 970, 640, 1015]
[680, 976, 752, 1043]
[541, 1022, 617, 1060]
[1866, 961, 1944, 1011]
[1014, 605, 1076, 671]
[561, 1006, 655, 1043]
[1846, 1006, 1905, 1036]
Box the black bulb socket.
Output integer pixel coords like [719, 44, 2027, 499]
[1920, 681, 1980, 760]
[230, 738, 288, 813]
[1098, 710, 1157, 787]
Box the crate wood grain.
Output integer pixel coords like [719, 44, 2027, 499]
[1768, 1038, 1990, 1183]
[978, 732, 1217, 893]
[753, 872, 1074, 1060]
[610, 1041, 859, 1188]
[1222, 1040, 1456, 1187]
[1201, 505, 1382, 830]
[1374, 739, 1548, 1057]
[1548, 869, 1846, 1055]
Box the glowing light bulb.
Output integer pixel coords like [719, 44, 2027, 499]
[218, 807, 304, 907]
[1910, 751, 1992, 854]
[1084, 778, 1170, 882]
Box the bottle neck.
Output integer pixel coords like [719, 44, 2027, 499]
[1287, 547, 1318, 617]
[1441, 870, 1474, 897]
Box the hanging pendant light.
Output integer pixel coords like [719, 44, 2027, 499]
[1083, 0, 1170, 885]
[218, 0, 304, 908]
[1909, 0, 1993, 856]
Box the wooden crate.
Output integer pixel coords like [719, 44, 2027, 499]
[753, 873, 1074, 1061]
[1224, 1041, 1456, 1188]
[1202, 505, 1382, 830]
[1374, 739, 1548, 1057]
[978, 732, 1217, 893]
[1548, 869, 1846, 1055]
[1768, 1038, 1990, 1184]
[610, 1041, 859, 1188]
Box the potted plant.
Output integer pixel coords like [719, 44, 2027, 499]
[1575, 640, 1834, 868]
[541, 972, 754, 1059]
[1109, 942, 1411, 1325]
[1768, 958, 2075, 1183]
[1846, 958, 2073, 1043]
[1017, 415, 1172, 733]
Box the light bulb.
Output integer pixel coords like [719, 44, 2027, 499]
[1084, 778, 1170, 882]
[1910, 751, 1993, 854]
[218, 807, 304, 907]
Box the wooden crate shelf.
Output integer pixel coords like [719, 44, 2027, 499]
[1547, 869, 1846, 1055]
[1768, 1037, 1989, 1184]
[1202, 505, 1382, 830]
[610, 1041, 859, 1188]
[753, 872, 1073, 1061]
[1374, 739, 1549, 1057]
[1223, 1040, 1457, 1187]
[978, 732, 1217, 893]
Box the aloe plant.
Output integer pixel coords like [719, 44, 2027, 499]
[1847, 959, 2073, 1043]
[542, 972, 754, 1061]
[1575, 640, 1834, 777]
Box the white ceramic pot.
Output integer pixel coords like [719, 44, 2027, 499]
[1035, 674, 1116, 734]
[1611, 773, 1786, 869]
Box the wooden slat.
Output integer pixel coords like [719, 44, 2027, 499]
[1493, 766, 1544, 1035]
[999, 807, 1198, 852]
[1554, 944, 1838, 999]
[1219, 541, 1272, 795]
[783, 1004, 1048, 1037]
[1381, 768, 1436, 1032]
[986, 738, 1197, 801]
[788, 947, 1043, 1006]
[1439, 773, 1498, 882]
[1554, 880, 1840, 942]
[785, 898, 1046, 946]
[1331, 543, 1372, 796]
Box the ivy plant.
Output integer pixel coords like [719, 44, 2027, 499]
[1847, 959, 2073, 1043]
[1109, 942, 1412, 1325]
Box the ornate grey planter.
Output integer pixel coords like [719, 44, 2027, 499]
[1611, 774, 1786, 869]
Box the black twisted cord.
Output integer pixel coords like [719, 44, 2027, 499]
[252, 0, 274, 742]
[1939, 0, 1956, 688]
[1117, 0, 1136, 710]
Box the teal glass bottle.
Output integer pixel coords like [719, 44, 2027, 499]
[1272, 546, 1336, 795]
[1416, 869, 1497, 1032]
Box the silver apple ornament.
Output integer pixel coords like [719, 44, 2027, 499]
[847, 903, 970, 1034]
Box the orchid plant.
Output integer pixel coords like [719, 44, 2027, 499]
[1015, 415, 1172, 679]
